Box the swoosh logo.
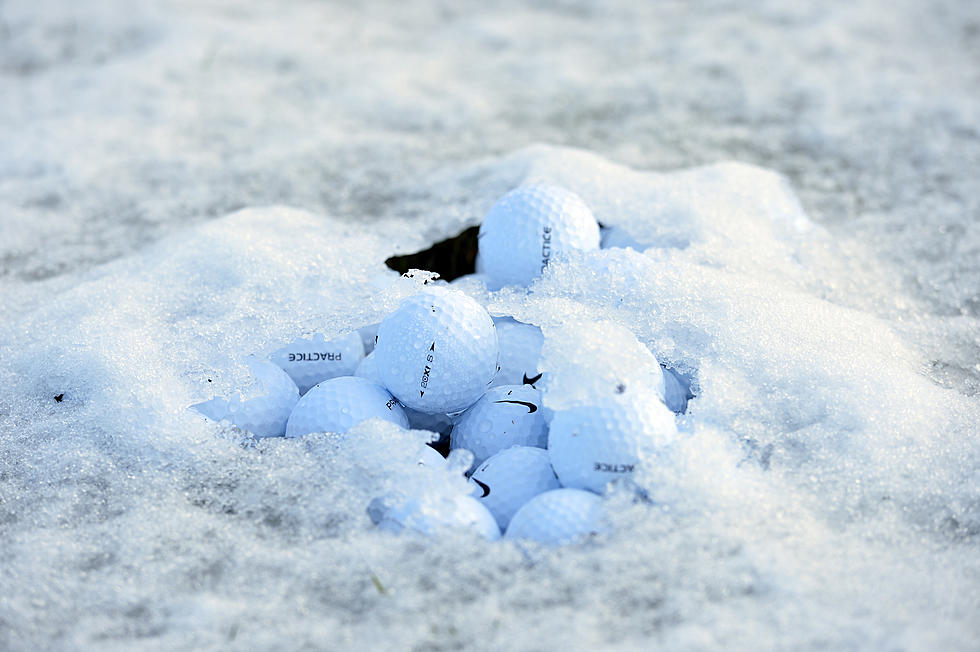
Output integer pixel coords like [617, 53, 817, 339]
[522, 372, 543, 386]
[472, 478, 490, 497]
[493, 399, 537, 413]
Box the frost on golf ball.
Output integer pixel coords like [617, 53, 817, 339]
[504, 489, 606, 546]
[375, 287, 499, 414]
[548, 392, 678, 493]
[284, 375, 409, 438]
[469, 446, 561, 530]
[269, 330, 365, 395]
[191, 358, 299, 438]
[492, 317, 544, 387]
[371, 491, 501, 541]
[478, 184, 600, 289]
[450, 384, 548, 469]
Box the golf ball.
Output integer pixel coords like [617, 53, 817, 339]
[492, 317, 544, 387]
[375, 287, 498, 414]
[354, 350, 384, 385]
[270, 330, 364, 395]
[469, 446, 561, 530]
[192, 358, 299, 438]
[504, 488, 606, 545]
[478, 184, 600, 288]
[548, 392, 677, 493]
[372, 492, 501, 541]
[284, 375, 409, 438]
[450, 384, 548, 469]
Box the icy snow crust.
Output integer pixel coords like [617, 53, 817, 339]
[2, 1, 980, 650]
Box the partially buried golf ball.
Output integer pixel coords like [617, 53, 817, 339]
[370, 492, 501, 541]
[548, 391, 677, 493]
[192, 358, 299, 438]
[270, 330, 364, 395]
[478, 184, 600, 289]
[284, 375, 409, 438]
[469, 446, 560, 530]
[375, 287, 498, 415]
[504, 488, 606, 545]
[450, 384, 548, 469]
[491, 317, 544, 387]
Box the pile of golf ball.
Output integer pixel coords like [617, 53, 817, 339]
[193, 183, 692, 546]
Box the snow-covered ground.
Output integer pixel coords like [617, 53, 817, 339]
[1, 1, 979, 649]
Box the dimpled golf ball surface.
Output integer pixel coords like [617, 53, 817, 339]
[284, 376, 409, 438]
[505, 489, 606, 545]
[354, 351, 384, 385]
[548, 393, 678, 493]
[478, 184, 600, 288]
[192, 359, 299, 438]
[270, 330, 365, 395]
[376, 492, 501, 541]
[375, 287, 498, 414]
[450, 384, 548, 468]
[492, 317, 544, 387]
[469, 446, 561, 530]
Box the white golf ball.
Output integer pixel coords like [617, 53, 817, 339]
[478, 184, 600, 288]
[192, 358, 299, 438]
[450, 272, 490, 290]
[357, 351, 454, 436]
[375, 287, 498, 414]
[372, 492, 501, 541]
[469, 446, 561, 530]
[548, 392, 677, 493]
[504, 488, 606, 545]
[354, 350, 384, 385]
[270, 330, 364, 395]
[492, 317, 544, 387]
[284, 375, 409, 438]
[450, 384, 548, 469]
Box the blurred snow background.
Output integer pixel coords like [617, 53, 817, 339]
[1, 0, 979, 650]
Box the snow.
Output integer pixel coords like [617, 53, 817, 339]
[2, 1, 979, 650]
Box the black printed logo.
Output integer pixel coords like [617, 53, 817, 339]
[522, 372, 543, 386]
[593, 462, 635, 473]
[472, 478, 490, 497]
[492, 399, 538, 413]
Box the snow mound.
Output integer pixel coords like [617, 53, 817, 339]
[1, 145, 978, 650]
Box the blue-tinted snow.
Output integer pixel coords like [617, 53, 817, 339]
[2, 1, 979, 650]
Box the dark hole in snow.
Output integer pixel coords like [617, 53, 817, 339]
[384, 226, 479, 281]
[54, 394, 64, 402]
